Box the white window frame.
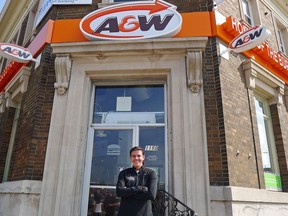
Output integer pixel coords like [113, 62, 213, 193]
[277, 29, 286, 53]
[242, 59, 285, 191]
[275, 20, 288, 55]
[81, 83, 168, 215]
[4, 0, 39, 46]
[254, 95, 279, 175]
[1, 66, 31, 181]
[22, 1, 39, 46]
[0, 1, 39, 74]
[241, 0, 253, 25]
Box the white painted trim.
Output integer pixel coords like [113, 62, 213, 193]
[242, 58, 285, 105]
[39, 37, 209, 216]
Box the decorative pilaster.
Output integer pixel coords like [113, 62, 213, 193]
[186, 50, 203, 93]
[285, 86, 288, 109]
[0, 92, 6, 113]
[54, 55, 71, 95]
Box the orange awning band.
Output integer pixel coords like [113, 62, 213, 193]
[1, 10, 288, 93]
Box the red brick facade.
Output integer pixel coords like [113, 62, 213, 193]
[0, 46, 55, 181]
[0, 1, 288, 215]
[0, 108, 15, 181]
[210, 0, 288, 191]
[0, 0, 215, 181]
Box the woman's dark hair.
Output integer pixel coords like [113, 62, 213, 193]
[129, 146, 145, 156]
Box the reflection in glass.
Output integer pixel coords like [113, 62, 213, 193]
[88, 188, 120, 216]
[88, 84, 166, 215]
[90, 129, 133, 185]
[93, 85, 164, 124]
[254, 98, 273, 172]
[139, 127, 165, 190]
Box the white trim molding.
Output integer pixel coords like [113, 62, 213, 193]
[39, 37, 210, 216]
[0, 66, 31, 112]
[242, 58, 285, 105]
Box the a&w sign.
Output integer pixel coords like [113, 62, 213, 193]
[80, 0, 182, 40]
[229, 25, 271, 53]
[0, 43, 33, 63]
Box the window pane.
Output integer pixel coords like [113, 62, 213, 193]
[242, 0, 250, 16]
[278, 30, 286, 53]
[90, 129, 133, 186]
[242, 0, 252, 25]
[139, 126, 165, 190]
[88, 187, 120, 216]
[254, 99, 273, 172]
[93, 85, 164, 124]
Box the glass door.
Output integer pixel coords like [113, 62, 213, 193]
[88, 128, 133, 216]
[85, 85, 166, 216]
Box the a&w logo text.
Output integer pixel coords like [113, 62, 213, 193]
[0, 43, 33, 63]
[229, 25, 271, 53]
[80, 0, 182, 40]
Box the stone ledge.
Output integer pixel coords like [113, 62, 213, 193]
[51, 37, 208, 57]
[210, 186, 288, 204]
[0, 180, 42, 194]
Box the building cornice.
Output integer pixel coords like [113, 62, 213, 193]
[261, 0, 288, 24]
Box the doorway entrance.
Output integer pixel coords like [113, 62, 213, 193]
[86, 85, 166, 216]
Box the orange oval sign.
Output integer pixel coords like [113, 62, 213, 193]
[80, 0, 182, 40]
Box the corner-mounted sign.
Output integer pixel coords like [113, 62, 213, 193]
[0, 43, 38, 63]
[229, 25, 271, 53]
[80, 0, 182, 40]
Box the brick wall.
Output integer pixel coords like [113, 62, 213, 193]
[169, 0, 213, 12]
[217, 0, 281, 52]
[204, 37, 229, 186]
[258, 0, 279, 51]
[7, 46, 55, 181]
[1, 0, 103, 182]
[219, 52, 261, 188]
[0, 108, 15, 182]
[270, 104, 288, 192]
[212, 0, 288, 189]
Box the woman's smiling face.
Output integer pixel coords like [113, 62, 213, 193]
[130, 150, 145, 170]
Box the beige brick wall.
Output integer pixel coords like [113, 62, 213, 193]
[212, 0, 288, 190]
